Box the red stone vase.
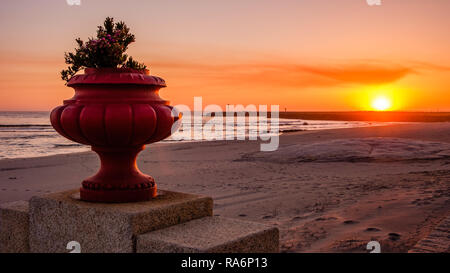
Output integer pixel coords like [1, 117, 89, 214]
[50, 68, 180, 203]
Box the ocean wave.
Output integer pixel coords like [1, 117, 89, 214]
[0, 134, 57, 140]
[280, 129, 306, 133]
[0, 124, 51, 127]
[0, 130, 54, 133]
[54, 143, 83, 148]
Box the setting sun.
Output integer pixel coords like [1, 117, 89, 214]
[371, 96, 392, 111]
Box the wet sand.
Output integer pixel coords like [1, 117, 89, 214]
[1, 122, 449, 252]
[279, 111, 450, 122]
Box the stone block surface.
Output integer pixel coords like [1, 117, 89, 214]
[137, 216, 279, 253]
[29, 189, 213, 253]
[0, 201, 29, 253]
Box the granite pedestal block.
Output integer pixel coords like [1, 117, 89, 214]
[1, 188, 280, 253]
[29, 189, 213, 253]
[0, 201, 29, 253]
[136, 216, 279, 253]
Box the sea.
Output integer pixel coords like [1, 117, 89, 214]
[0, 111, 393, 159]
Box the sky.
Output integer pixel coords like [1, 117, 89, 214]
[0, 0, 449, 111]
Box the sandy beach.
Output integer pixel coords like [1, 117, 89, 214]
[1, 122, 449, 253]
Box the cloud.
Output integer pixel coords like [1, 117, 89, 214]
[298, 64, 414, 85]
[408, 61, 450, 72]
[152, 61, 416, 88]
[0, 50, 426, 89]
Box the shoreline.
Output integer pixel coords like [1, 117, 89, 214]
[0, 120, 408, 161]
[1, 123, 449, 252]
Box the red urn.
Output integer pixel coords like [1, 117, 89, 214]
[50, 68, 179, 203]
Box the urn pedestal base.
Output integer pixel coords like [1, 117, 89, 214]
[80, 146, 157, 203]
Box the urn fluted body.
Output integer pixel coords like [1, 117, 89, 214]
[50, 68, 179, 202]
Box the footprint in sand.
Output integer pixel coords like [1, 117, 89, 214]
[388, 233, 401, 241]
[316, 217, 338, 221]
[365, 227, 381, 232]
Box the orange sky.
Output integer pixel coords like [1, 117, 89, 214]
[0, 0, 449, 111]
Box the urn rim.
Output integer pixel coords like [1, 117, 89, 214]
[67, 67, 166, 87]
